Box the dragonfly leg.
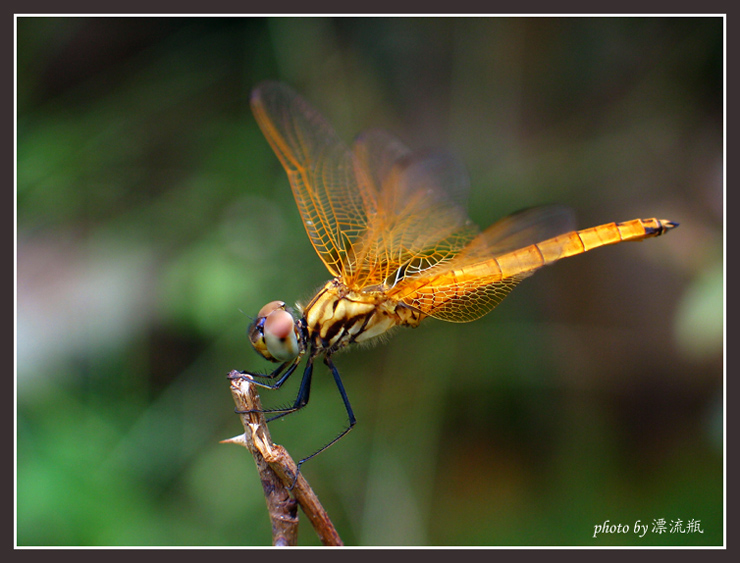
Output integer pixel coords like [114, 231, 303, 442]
[229, 352, 303, 389]
[263, 353, 315, 422]
[295, 354, 356, 471]
[233, 354, 315, 421]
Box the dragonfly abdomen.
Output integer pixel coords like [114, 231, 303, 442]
[392, 218, 678, 324]
[487, 217, 676, 281]
[527, 217, 677, 266]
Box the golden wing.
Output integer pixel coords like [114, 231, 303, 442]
[389, 213, 677, 322]
[251, 82, 481, 289]
[251, 81, 366, 279]
[345, 130, 481, 288]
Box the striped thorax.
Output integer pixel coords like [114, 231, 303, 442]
[303, 279, 424, 352]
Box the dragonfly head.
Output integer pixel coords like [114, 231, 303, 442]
[248, 300, 301, 362]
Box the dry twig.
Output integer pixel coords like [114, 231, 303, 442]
[223, 370, 343, 546]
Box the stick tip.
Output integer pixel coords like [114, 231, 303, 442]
[220, 433, 248, 446]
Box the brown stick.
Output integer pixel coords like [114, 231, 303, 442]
[223, 370, 344, 546]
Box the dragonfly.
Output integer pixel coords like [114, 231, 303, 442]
[234, 80, 677, 469]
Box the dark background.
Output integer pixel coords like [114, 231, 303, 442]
[16, 16, 723, 546]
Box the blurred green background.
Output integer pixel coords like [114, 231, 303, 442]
[16, 16, 723, 546]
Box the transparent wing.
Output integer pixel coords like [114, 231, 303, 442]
[347, 130, 480, 287]
[475, 205, 576, 256]
[251, 82, 480, 288]
[251, 81, 369, 278]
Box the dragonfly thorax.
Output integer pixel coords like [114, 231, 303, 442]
[303, 279, 424, 353]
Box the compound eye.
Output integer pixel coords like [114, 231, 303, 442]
[248, 301, 300, 362]
[257, 300, 286, 319]
[247, 315, 270, 360]
[263, 309, 300, 362]
[248, 301, 285, 361]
